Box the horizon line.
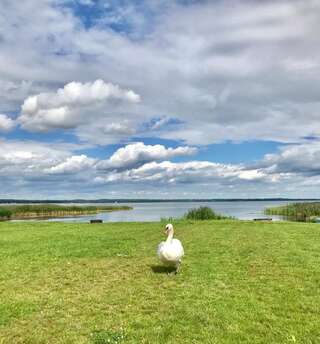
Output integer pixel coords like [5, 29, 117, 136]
[0, 198, 320, 203]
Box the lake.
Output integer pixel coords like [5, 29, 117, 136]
[44, 200, 295, 222]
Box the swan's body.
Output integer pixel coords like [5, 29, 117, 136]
[157, 224, 184, 272]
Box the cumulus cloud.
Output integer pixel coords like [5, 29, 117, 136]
[96, 142, 197, 171]
[0, 114, 15, 132]
[260, 141, 320, 175]
[2, 1, 320, 197]
[44, 155, 96, 174]
[1, 138, 320, 198]
[1, 0, 320, 145]
[0, 140, 71, 178]
[96, 160, 267, 185]
[18, 79, 140, 132]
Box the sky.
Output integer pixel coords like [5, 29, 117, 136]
[0, 0, 320, 199]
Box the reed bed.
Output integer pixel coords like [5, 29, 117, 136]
[265, 202, 320, 222]
[0, 204, 132, 220]
[161, 206, 232, 223]
[184, 206, 231, 220]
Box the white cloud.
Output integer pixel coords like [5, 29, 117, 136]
[44, 155, 96, 174]
[0, 140, 70, 175]
[1, 0, 320, 145]
[96, 142, 197, 171]
[96, 160, 267, 185]
[0, 114, 15, 132]
[1, 139, 320, 198]
[18, 79, 141, 132]
[260, 141, 320, 175]
[1, 1, 320, 197]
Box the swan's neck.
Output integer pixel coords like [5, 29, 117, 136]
[166, 231, 174, 243]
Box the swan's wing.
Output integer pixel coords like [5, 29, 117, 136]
[157, 241, 166, 258]
[171, 239, 184, 258]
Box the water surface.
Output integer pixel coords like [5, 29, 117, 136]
[44, 200, 294, 222]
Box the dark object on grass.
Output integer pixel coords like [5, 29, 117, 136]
[90, 219, 103, 224]
[150, 265, 177, 274]
[253, 218, 272, 221]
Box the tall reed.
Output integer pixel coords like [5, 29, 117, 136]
[265, 202, 320, 222]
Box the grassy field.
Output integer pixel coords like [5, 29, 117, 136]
[0, 204, 132, 220]
[0, 220, 319, 343]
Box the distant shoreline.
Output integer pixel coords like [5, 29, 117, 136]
[0, 198, 319, 204]
[0, 204, 132, 221]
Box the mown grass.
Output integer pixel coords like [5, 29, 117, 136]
[0, 204, 132, 220]
[265, 202, 320, 222]
[0, 220, 319, 343]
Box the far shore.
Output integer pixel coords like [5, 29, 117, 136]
[0, 204, 133, 221]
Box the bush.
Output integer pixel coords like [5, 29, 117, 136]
[0, 208, 12, 219]
[184, 206, 229, 220]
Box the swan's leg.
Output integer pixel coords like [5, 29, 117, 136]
[175, 261, 181, 274]
[167, 267, 176, 276]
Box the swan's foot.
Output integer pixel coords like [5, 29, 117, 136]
[174, 262, 181, 274]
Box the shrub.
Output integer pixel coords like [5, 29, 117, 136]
[0, 208, 12, 219]
[184, 206, 229, 220]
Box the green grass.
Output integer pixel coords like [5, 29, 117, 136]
[0, 220, 319, 343]
[265, 202, 320, 221]
[0, 204, 132, 220]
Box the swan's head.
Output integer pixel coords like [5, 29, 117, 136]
[165, 223, 174, 235]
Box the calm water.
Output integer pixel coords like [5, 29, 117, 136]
[43, 200, 295, 223]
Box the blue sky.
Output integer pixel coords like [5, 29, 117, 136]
[0, 0, 320, 199]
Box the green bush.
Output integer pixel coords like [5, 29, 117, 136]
[184, 206, 229, 220]
[0, 208, 12, 219]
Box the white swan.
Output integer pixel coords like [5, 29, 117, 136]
[157, 224, 184, 273]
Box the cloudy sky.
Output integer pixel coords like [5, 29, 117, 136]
[0, 0, 320, 199]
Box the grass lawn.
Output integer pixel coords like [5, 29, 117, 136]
[0, 220, 319, 343]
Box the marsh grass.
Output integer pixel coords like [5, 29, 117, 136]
[265, 202, 320, 221]
[0, 204, 132, 220]
[161, 207, 231, 223]
[184, 206, 231, 220]
[0, 220, 319, 343]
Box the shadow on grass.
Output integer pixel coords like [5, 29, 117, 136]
[150, 265, 176, 274]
